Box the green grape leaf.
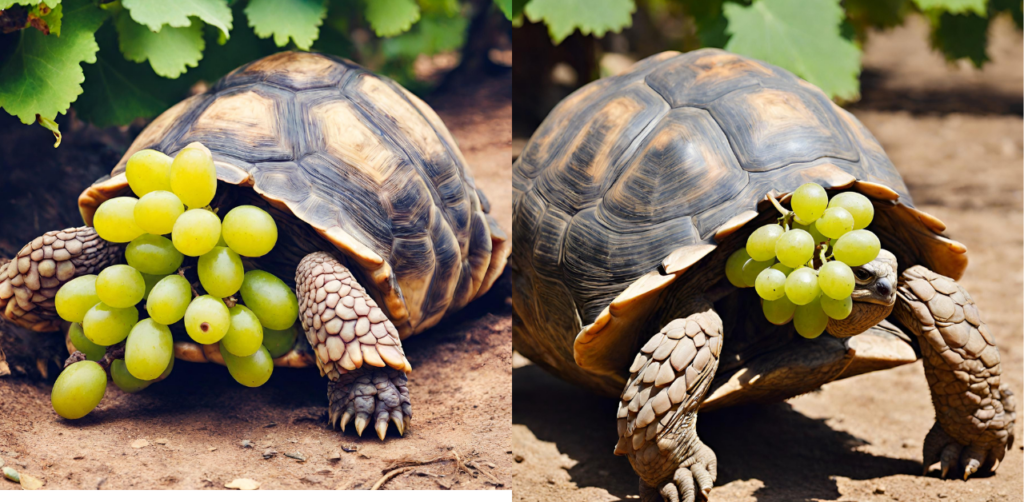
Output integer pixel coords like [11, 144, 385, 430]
[421, 0, 460, 16]
[244, 0, 327, 50]
[116, 12, 205, 78]
[524, 0, 634, 44]
[495, 0, 513, 19]
[928, 10, 989, 66]
[913, 0, 986, 16]
[991, 0, 1023, 28]
[121, 0, 232, 39]
[723, 0, 861, 100]
[0, 0, 106, 124]
[39, 3, 61, 35]
[0, 0, 58, 10]
[382, 13, 467, 58]
[364, 0, 420, 37]
[35, 114, 61, 146]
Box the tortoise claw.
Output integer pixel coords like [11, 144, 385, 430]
[355, 414, 369, 436]
[327, 367, 412, 440]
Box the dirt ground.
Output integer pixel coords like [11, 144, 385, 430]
[0, 68, 513, 490]
[512, 15, 1023, 502]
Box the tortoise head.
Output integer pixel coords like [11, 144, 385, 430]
[826, 249, 897, 337]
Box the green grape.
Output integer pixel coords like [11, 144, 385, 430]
[96, 264, 146, 308]
[93, 197, 144, 243]
[741, 258, 774, 288]
[784, 267, 821, 306]
[815, 207, 854, 240]
[771, 262, 794, 275]
[198, 246, 244, 298]
[794, 298, 829, 339]
[829, 192, 874, 230]
[754, 268, 787, 301]
[111, 359, 152, 393]
[725, 249, 750, 288]
[184, 295, 230, 344]
[146, 275, 192, 325]
[820, 294, 853, 320]
[262, 323, 298, 358]
[793, 221, 827, 246]
[791, 183, 828, 223]
[818, 261, 854, 300]
[221, 305, 264, 357]
[220, 344, 274, 387]
[216, 233, 227, 247]
[746, 224, 784, 262]
[239, 270, 299, 330]
[222, 205, 278, 257]
[126, 149, 173, 196]
[158, 354, 175, 380]
[833, 229, 881, 267]
[169, 145, 217, 208]
[51, 361, 107, 419]
[141, 273, 164, 300]
[762, 296, 796, 325]
[172, 209, 222, 257]
[68, 322, 106, 360]
[55, 275, 100, 323]
[775, 229, 815, 268]
[82, 303, 138, 346]
[126, 235, 184, 276]
[125, 318, 174, 380]
[134, 190, 184, 235]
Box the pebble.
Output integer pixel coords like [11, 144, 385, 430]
[327, 452, 341, 461]
[225, 478, 260, 490]
[263, 449, 277, 459]
[241, 440, 254, 449]
[3, 466, 19, 483]
[208, 447, 217, 452]
[155, 439, 168, 445]
[131, 439, 149, 449]
[284, 452, 306, 462]
[20, 473, 43, 490]
[874, 485, 886, 494]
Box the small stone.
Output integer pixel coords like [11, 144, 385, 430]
[3, 466, 20, 483]
[20, 473, 43, 490]
[327, 451, 341, 461]
[263, 449, 277, 459]
[341, 445, 358, 453]
[154, 438, 168, 445]
[131, 439, 149, 449]
[208, 447, 217, 452]
[285, 452, 306, 462]
[72, 453, 85, 460]
[241, 440, 254, 448]
[874, 485, 885, 494]
[225, 478, 260, 490]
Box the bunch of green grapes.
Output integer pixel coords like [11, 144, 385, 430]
[725, 183, 880, 339]
[51, 144, 301, 420]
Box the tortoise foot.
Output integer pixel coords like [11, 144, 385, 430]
[923, 385, 1016, 480]
[328, 367, 411, 440]
[640, 440, 717, 502]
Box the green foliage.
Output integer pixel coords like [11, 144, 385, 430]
[116, 12, 205, 78]
[913, 0, 987, 15]
[364, 0, 421, 36]
[928, 10, 990, 66]
[383, 13, 467, 58]
[524, 0, 635, 43]
[121, 0, 233, 39]
[39, 3, 62, 36]
[245, 0, 327, 50]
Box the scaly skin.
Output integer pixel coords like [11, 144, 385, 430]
[893, 265, 1016, 479]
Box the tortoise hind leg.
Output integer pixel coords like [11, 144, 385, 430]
[617, 302, 723, 502]
[296, 252, 413, 440]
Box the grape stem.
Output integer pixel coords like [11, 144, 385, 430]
[767, 192, 794, 230]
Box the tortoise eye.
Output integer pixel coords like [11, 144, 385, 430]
[853, 268, 873, 282]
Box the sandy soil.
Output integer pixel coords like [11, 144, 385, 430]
[0, 69, 513, 490]
[512, 15, 1023, 502]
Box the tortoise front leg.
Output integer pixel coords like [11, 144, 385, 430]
[296, 252, 412, 440]
[616, 302, 723, 502]
[893, 266, 1016, 479]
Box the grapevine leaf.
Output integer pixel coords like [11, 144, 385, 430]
[991, 0, 1023, 28]
[121, 0, 232, 39]
[244, 0, 327, 50]
[723, 0, 861, 100]
[35, 114, 60, 146]
[912, 0, 986, 16]
[0, 0, 106, 124]
[421, 0, 460, 16]
[928, 10, 989, 66]
[524, 0, 634, 44]
[116, 12, 204, 78]
[382, 13, 467, 58]
[0, 0, 58, 10]
[364, 0, 420, 37]
[39, 3, 60, 35]
[495, 0, 513, 19]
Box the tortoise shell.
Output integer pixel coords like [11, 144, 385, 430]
[512, 49, 966, 395]
[79, 52, 510, 340]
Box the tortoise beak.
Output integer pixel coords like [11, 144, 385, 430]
[854, 277, 896, 306]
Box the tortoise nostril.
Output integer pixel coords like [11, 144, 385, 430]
[876, 279, 892, 297]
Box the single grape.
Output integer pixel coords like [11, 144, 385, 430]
[172, 209, 222, 257]
[128, 233, 183, 276]
[791, 183, 828, 223]
[82, 303, 138, 346]
[820, 294, 853, 320]
[829, 192, 874, 230]
[793, 220, 827, 246]
[134, 190, 184, 235]
[262, 323, 297, 358]
[96, 264, 146, 308]
[784, 267, 821, 306]
[169, 144, 217, 208]
[815, 207, 854, 240]
[158, 354, 175, 380]
[754, 268, 787, 301]
[833, 229, 881, 267]
[125, 318, 174, 380]
[818, 261, 855, 300]
[197, 246, 244, 298]
[745, 224, 784, 262]
[794, 298, 829, 339]
[68, 322, 106, 360]
[111, 359, 152, 393]
[741, 258, 774, 288]
[771, 262, 794, 275]
[125, 149, 173, 196]
[141, 273, 164, 300]
[146, 275, 192, 325]
[725, 249, 750, 288]
[93, 197, 144, 243]
[51, 360, 107, 419]
[184, 295, 230, 344]
[762, 296, 796, 325]
[55, 275, 100, 323]
[222, 205, 278, 257]
[239, 270, 298, 330]
[775, 229, 815, 268]
[221, 344, 274, 387]
[221, 305, 264, 357]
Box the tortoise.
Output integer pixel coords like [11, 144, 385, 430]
[512, 49, 1015, 501]
[0, 51, 510, 441]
